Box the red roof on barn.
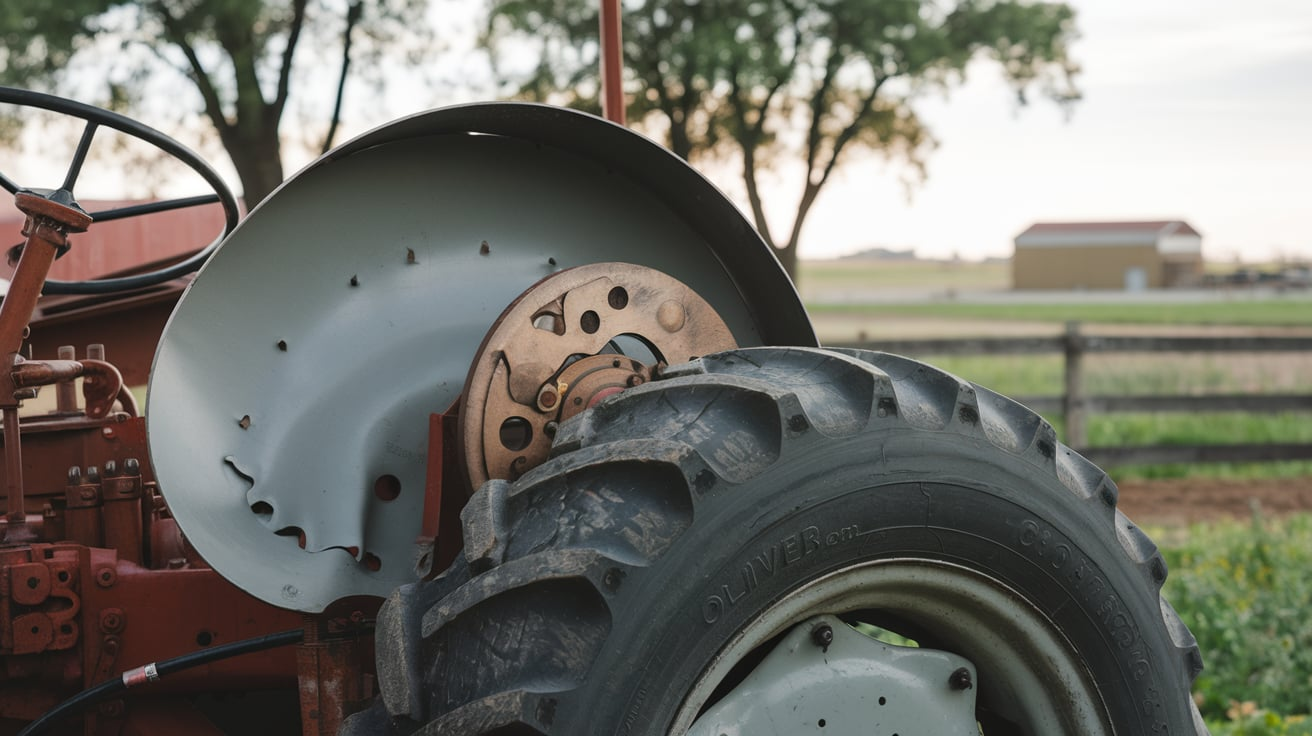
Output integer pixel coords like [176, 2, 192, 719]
[1017, 220, 1201, 238]
[0, 198, 229, 282]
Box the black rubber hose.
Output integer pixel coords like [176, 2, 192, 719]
[18, 628, 304, 736]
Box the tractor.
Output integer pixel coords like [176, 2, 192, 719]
[0, 86, 1206, 735]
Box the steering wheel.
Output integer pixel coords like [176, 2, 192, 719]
[0, 86, 240, 295]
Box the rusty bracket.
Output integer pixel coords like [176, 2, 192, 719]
[415, 408, 467, 579]
[10, 358, 123, 419]
[2, 545, 82, 655]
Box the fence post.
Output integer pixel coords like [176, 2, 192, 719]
[1063, 321, 1087, 449]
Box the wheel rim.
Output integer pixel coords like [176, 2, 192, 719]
[673, 558, 1114, 736]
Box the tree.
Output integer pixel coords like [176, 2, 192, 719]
[484, 0, 1080, 279]
[1, 0, 427, 206]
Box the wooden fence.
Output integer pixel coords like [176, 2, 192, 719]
[829, 322, 1312, 468]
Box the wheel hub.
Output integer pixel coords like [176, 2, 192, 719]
[687, 614, 979, 736]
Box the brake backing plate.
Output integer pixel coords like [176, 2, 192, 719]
[460, 262, 737, 487]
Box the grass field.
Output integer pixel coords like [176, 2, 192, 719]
[798, 258, 1010, 293]
[798, 259, 1312, 326]
[809, 299, 1312, 326]
[798, 259, 1312, 482]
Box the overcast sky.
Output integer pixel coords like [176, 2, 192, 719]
[9, 0, 1308, 265]
[773, 0, 1312, 262]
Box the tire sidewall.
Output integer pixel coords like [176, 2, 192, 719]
[568, 430, 1185, 735]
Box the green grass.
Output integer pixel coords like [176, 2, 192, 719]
[908, 355, 1312, 480]
[1154, 513, 1312, 730]
[923, 353, 1312, 400]
[808, 299, 1312, 326]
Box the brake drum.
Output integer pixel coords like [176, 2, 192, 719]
[147, 103, 815, 612]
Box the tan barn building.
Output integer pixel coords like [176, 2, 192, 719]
[1012, 220, 1204, 291]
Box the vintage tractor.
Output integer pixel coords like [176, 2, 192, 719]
[0, 87, 1207, 735]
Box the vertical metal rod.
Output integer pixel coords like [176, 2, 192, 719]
[1063, 321, 1086, 449]
[56, 345, 78, 412]
[599, 0, 626, 125]
[62, 121, 100, 192]
[0, 237, 59, 364]
[4, 407, 24, 525]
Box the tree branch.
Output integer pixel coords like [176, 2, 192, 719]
[275, 0, 310, 115]
[152, 4, 232, 138]
[726, 63, 776, 249]
[816, 76, 886, 191]
[322, 0, 363, 153]
[802, 47, 842, 186]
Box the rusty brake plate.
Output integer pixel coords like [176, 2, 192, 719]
[460, 262, 737, 487]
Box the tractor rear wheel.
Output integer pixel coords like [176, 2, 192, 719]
[348, 347, 1206, 735]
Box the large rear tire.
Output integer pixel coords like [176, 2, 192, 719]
[348, 347, 1207, 735]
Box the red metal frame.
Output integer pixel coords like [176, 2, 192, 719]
[600, 0, 626, 124]
[4, 8, 630, 730]
[0, 194, 354, 735]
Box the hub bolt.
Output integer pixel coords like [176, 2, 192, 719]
[811, 624, 834, 650]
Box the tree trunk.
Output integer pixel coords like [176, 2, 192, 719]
[775, 241, 798, 283]
[226, 125, 285, 208]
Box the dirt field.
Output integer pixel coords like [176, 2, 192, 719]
[1117, 477, 1312, 526]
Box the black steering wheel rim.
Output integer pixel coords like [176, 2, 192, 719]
[0, 86, 240, 295]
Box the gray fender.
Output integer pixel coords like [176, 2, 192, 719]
[147, 102, 815, 612]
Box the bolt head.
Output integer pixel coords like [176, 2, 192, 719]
[811, 624, 834, 649]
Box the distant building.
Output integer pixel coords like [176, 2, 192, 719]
[1012, 220, 1204, 291]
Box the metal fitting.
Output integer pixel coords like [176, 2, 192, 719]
[811, 624, 834, 650]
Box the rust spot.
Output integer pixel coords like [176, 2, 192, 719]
[406, 248, 417, 265]
[238, 415, 252, 430]
[349, 274, 359, 287]
[277, 340, 288, 352]
[479, 240, 491, 255]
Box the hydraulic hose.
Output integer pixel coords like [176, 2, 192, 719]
[18, 628, 304, 736]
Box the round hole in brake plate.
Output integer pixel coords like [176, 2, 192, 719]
[607, 286, 629, 310]
[580, 310, 601, 334]
[499, 417, 533, 451]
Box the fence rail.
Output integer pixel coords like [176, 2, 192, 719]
[828, 322, 1312, 467]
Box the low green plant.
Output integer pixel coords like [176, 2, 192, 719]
[1208, 710, 1312, 736]
[1158, 513, 1312, 722]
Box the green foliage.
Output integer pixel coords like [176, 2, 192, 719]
[1159, 514, 1312, 722]
[484, 0, 1080, 277]
[1, 0, 430, 204]
[1209, 711, 1312, 736]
